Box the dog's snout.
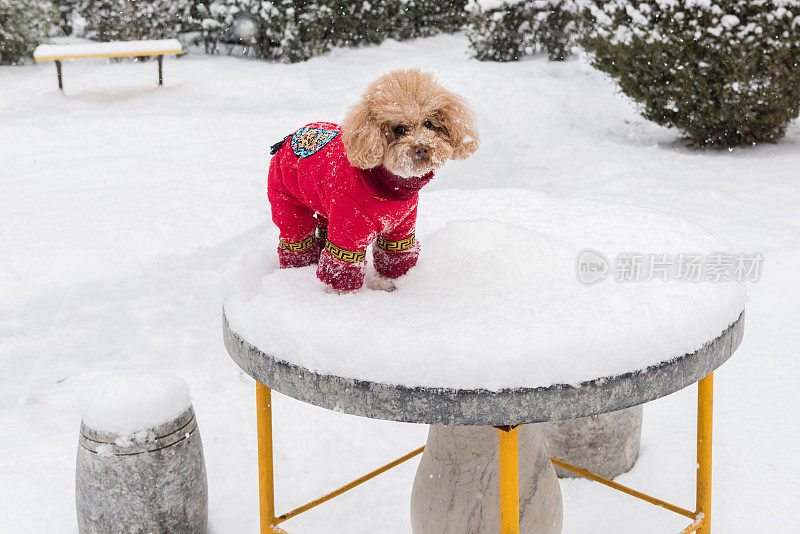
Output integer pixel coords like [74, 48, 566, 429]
[414, 145, 429, 159]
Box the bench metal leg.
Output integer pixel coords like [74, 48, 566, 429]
[696, 373, 713, 533]
[157, 55, 164, 86]
[498, 426, 520, 534]
[55, 60, 63, 91]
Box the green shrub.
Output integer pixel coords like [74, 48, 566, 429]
[468, 0, 582, 62]
[323, 0, 393, 47]
[251, 0, 392, 62]
[78, 0, 193, 42]
[391, 0, 468, 40]
[193, 0, 354, 62]
[582, 0, 800, 147]
[193, 0, 468, 63]
[188, 1, 237, 54]
[0, 0, 58, 65]
[53, 0, 76, 35]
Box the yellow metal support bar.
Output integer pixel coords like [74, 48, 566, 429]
[696, 373, 714, 534]
[678, 516, 704, 534]
[256, 382, 285, 533]
[498, 426, 520, 534]
[253, 377, 716, 534]
[275, 446, 425, 524]
[549, 457, 696, 519]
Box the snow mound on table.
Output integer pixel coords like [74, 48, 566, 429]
[81, 372, 191, 434]
[419, 220, 550, 291]
[224, 189, 746, 391]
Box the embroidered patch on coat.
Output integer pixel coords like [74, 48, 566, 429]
[291, 127, 339, 159]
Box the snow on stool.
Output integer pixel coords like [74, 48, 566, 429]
[75, 373, 208, 534]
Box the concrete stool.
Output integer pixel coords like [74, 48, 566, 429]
[76, 374, 208, 534]
[544, 405, 643, 479]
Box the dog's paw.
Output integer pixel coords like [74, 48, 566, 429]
[368, 275, 397, 292]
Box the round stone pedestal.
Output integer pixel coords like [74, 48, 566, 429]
[411, 425, 562, 534]
[544, 405, 643, 479]
[76, 406, 208, 534]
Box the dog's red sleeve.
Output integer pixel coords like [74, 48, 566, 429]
[373, 206, 420, 279]
[325, 192, 378, 251]
[316, 192, 376, 291]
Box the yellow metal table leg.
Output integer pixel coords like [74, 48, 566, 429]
[498, 426, 520, 534]
[256, 382, 285, 533]
[696, 373, 714, 534]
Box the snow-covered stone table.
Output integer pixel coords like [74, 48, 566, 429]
[222, 190, 746, 534]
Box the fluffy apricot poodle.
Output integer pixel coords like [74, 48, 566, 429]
[267, 69, 479, 292]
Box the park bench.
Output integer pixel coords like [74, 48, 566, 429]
[33, 39, 182, 91]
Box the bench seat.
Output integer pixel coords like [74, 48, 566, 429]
[34, 39, 182, 61]
[33, 39, 182, 90]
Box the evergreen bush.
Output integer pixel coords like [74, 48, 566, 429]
[192, 0, 468, 63]
[190, 0, 239, 54]
[78, 0, 193, 42]
[468, 0, 582, 62]
[391, 0, 469, 40]
[582, 0, 800, 147]
[0, 0, 58, 65]
[53, 0, 76, 35]
[322, 0, 392, 48]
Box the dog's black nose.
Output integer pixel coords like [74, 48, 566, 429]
[414, 145, 429, 159]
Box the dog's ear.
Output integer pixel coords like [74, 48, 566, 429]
[436, 91, 479, 160]
[342, 99, 387, 169]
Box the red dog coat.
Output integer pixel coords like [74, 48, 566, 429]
[267, 122, 432, 291]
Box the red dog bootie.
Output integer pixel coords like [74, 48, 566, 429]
[277, 235, 320, 268]
[373, 235, 420, 279]
[317, 243, 367, 291]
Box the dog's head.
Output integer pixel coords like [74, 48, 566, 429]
[341, 69, 479, 178]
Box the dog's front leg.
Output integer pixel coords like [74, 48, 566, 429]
[317, 244, 367, 292]
[317, 194, 373, 292]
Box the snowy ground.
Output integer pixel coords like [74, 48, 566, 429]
[1, 34, 798, 532]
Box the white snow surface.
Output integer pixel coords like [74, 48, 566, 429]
[225, 190, 745, 390]
[80, 372, 191, 434]
[2, 35, 799, 533]
[33, 39, 182, 60]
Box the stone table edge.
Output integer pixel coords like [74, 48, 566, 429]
[223, 309, 744, 426]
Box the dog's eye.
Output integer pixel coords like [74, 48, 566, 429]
[423, 120, 433, 129]
[393, 125, 406, 136]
